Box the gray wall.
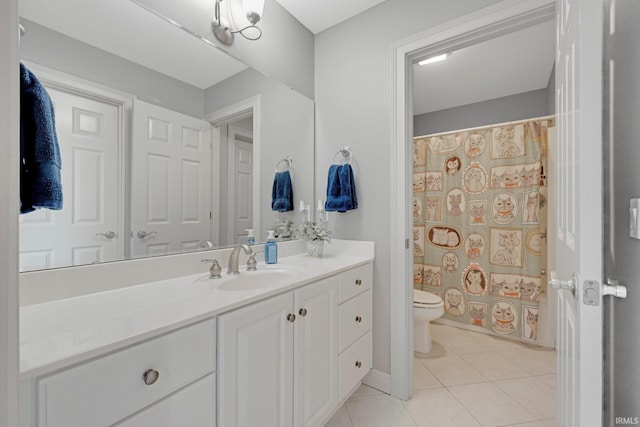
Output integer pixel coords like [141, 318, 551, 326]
[315, 0, 503, 376]
[604, 0, 640, 423]
[413, 88, 551, 136]
[135, 0, 315, 99]
[205, 68, 315, 243]
[20, 19, 204, 118]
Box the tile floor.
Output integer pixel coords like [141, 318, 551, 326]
[324, 323, 557, 427]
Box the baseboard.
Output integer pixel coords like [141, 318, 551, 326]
[363, 369, 391, 394]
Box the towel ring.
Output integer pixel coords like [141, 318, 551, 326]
[275, 156, 293, 172]
[332, 146, 352, 165]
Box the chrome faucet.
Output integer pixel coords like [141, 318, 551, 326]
[227, 244, 257, 275]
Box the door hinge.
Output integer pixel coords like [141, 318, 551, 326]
[210, 211, 212, 220]
[405, 238, 409, 249]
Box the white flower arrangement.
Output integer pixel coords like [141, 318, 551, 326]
[298, 221, 332, 242]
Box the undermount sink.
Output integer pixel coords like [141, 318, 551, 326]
[197, 267, 299, 292]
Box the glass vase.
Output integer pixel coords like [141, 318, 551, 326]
[305, 239, 325, 257]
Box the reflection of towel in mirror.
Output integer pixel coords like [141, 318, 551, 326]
[325, 164, 358, 212]
[272, 170, 294, 212]
[20, 63, 63, 214]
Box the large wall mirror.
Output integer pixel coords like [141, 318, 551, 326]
[18, 0, 314, 272]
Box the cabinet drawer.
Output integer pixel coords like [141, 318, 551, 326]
[338, 264, 372, 303]
[338, 290, 371, 353]
[338, 332, 371, 402]
[38, 319, 216, 427]
[115, 374, 215, 427]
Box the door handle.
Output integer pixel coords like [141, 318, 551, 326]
[137, 230, 158, 239]
[548, 273, 576, 297]
[96, 231, 117, 239]
[604, 278, 628, 299]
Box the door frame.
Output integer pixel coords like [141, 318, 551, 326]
[21, 61, 132, 262]
[389, 0, 556, 399]
[206, 96, 261, 246]
[0, 2, 20, 424]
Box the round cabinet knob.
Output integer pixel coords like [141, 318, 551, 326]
[355, 315, 362, 323]
[298, 308, 308, 317]
[355, 279, 362, 286]
[287, 313, 296, 323]
[355, 361, 362, 368]
[142, 369, 159, 385]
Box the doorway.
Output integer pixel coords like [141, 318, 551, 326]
[206, 95, 261, 248]
[389, 0, 556, 400]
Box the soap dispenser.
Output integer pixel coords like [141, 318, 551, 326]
[265, 230, 278, 264]
[245, 229, 255, 245]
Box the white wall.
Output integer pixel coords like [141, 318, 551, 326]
[315, 0, 503, 376]
[603, 0, 640, 420]
[205, 68, 315, 243]
[20, 19, 205, 118]
[414, 88, 552, 136]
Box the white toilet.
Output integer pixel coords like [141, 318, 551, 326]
[413, 289, 445, 353]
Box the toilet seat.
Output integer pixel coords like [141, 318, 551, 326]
[413, 289, 444, 308]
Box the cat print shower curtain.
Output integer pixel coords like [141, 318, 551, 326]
[413, 117, 552, 342]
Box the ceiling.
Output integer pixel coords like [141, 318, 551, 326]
[412, 19, 556, 115]
[273, 0, 387, 34]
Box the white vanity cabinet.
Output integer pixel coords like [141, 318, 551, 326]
[337, 264, 373, 402]
[20, 247, 374, 427]
[31, 319, 216, 427]
[217, 275, 339, 427]
[217, 262, 373, 427]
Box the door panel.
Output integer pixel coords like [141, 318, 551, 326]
[217, 293, 294, 427]
[554, 0, 604, 425]
[19, 87, 121, 271]
[131, 100, 212, 257]
[293, 278, 338, 427]
[227, 125, 253, 245]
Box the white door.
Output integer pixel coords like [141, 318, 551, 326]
[552, 0, 607, 425]
[293, 277, 338, 427]
[131, 100, 212, 257]
[217, 292, 294, 427]
[227, 125, 253, 244]
[19, 87, 122, 271]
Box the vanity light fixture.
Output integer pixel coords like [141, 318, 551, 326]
[212, 0, 264, 45]
[418, 53, 449, 66]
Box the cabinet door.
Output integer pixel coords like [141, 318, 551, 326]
[218, 293, 294, 427]
[115, 374, 215, 427]
[293, 277, 338, 427]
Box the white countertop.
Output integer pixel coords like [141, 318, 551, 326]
[20, 243, 374, 379]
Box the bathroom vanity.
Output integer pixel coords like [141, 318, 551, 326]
[18, 240, 374, 427]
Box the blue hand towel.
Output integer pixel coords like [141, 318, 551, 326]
[325, 164, 358, 212]
[272, 170, 294, 212]
[20, 63, 63, 214]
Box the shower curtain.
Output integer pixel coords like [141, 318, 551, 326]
[413, 117, 552, 342]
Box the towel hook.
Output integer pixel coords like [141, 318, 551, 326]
[332, 146, 352, 165]
[275, 156, 293, 172]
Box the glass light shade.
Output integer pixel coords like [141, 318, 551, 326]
[243, 0, 264, 24]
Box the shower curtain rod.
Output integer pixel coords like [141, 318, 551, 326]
[414, 114, 556, 140]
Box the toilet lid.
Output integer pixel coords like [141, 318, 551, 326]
[413, 289, 442, 305]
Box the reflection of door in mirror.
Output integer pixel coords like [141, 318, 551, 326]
[131, 100, 213, 258]
[19, 84, 124, 272]
[227, 123, 253, 245]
